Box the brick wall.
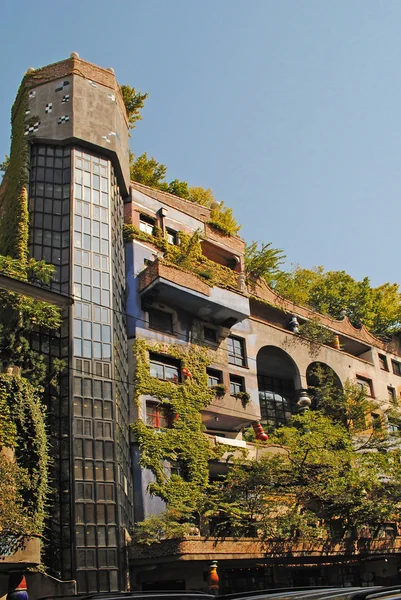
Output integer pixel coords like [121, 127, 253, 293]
[138, 260, 211, 297]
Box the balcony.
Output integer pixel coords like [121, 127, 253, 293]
[138, 259, 250, 327]
[206, 433, 286, 462]
[130, 535, 401, 563]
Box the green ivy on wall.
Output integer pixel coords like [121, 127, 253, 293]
[131, 339, 223, 521]
[0, 372, 49, 554]
[0, 85, 32, 263]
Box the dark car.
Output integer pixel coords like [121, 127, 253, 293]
[221, 585, 401, 600]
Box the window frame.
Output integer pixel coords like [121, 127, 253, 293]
[207, 368, 223, 387]
[388, 386, 397, 404]
[378, 354, 389, 371]
[166, 228, 177, 245]
[227, 336, 247, 367]
[145, 401, 170, 429]
[392, 360, 401, 377]
[139, 213, 155, 235]
[229, 374, 246, 396]
[356, 375, 374, 397]
[148, 307, 174, 334]
[149, 352, 181, 383]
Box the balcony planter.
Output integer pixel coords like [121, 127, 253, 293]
[211, 384, 227, 398]
[235, 391, 251, 408]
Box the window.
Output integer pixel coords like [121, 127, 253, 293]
[230, 374, 245, 396]
[388, 386, 397, 404]
[356, 376, 373, 397]
[149, 353, 180, 382]
[379, 354, 389, 371]
[387, 418, 401, 434]
[166, 228, 177, 245]
[146, 402, 170, 428]
[148, 307, 173, 334]
[139, 214, 155, 235]
[227, 336, 246, 367]
[207, 368, 223, 387]
[392, 360, 401, 376]
[204, 327, 217, 343]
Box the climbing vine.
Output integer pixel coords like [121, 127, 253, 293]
[131, 339, 223, 526]
[0, 85, 32, 263]
[0, 74, 61, 555]
[0, 372, 49, 554]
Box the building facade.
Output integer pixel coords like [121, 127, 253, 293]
[2, 54, 401, 596]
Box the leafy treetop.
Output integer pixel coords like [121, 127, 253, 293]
[273, 265, 401, 339]
[120, 85, 149, 130]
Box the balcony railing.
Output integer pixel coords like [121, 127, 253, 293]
[138, 259, 250, 326]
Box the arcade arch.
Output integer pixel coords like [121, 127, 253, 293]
[256, 346, 300, 430]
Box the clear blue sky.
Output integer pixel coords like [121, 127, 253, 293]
[1, 0, 401, 287]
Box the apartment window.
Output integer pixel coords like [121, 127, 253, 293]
[227, 336, 246, 367]
[204, 327, 217, 343]
[207, 368, 223, 387]
[148, 307, 173, 334]
[146, 402, 169, 428]
[139, 214, 155, 235]
[230, 374, 245, 396]
[387, 418, 401, 434]
[166, 228, 177, 245]
[392, 360, 401, 376]
[378, 354, 389, 371]
[388, 386, 397, 404]
[149, 353, 180, 382]
[356, 376, 373, 397]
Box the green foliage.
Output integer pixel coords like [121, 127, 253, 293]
[166, 231, 240, 290]
[123, 224, 168, 252]
[209, 369, 401, 543]
[245, 241, 285, 286]
[167, 179, 190, 199]
[234, 391, 251, 407]
[131, 339, 224, 536]
[188, 186, 215, 207]
[209, 409, 401, 542]
[120, 85, 148, 130]
[129, 152, 168, 189]
[274, 265, 401, 339]
[133, 509, 194, 545]
[0, 91, 30, 262]
[208, 201, 241, 236]
[211, 384, 227, 398]
[124, 226, 241, 291]
[0, 373, 49, 552]
[0, 255, 62, 381]
[296, 318, 336, 357]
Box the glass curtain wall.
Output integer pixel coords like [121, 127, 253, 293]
[72, 149, 131, 593]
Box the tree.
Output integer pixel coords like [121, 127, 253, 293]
[274, 266, 401, 339]
[209, 201, 241, 236]
[120, 85, 148, 130]
[207, 373, 401, 543]
[188, 186, 215, 207]
[245, 241, 285, 287]
[167, 179, 190, 199]
[129, 152, 168, 189]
